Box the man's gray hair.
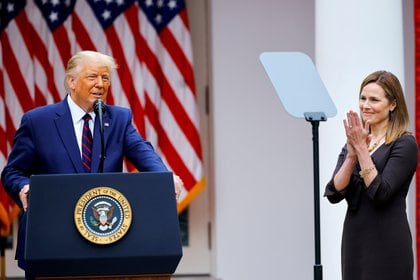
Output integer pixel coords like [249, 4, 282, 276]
[64, 51, 118, 93]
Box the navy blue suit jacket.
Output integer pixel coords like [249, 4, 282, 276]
[1, 97, 168, 269]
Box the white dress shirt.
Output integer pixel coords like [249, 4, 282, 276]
[67, 95, 95, 158]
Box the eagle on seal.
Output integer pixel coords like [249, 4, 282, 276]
[91, 201, 117, 231]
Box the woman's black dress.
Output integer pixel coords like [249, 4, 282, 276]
[325, 134, 418, 280]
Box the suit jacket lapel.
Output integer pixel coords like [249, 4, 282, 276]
[55, 98, 84, 173]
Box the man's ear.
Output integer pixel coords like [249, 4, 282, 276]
[67, 76, 76, 90]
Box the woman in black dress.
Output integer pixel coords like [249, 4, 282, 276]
[325, 70, 418, 280]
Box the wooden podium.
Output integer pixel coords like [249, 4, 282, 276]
[25, 172, 182, 279]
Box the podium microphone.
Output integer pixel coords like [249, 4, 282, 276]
[93, 99, 106, 173]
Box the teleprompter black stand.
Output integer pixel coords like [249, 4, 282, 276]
[260, 52, 337, 280]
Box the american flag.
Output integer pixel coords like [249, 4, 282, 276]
[0, 0, 205, 217]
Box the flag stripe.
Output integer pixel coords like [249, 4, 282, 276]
[72, 14, 96, 51]
[18, 9, 63, 104]
[52, 25, 73, 70]
[144, 93, 196, 188]
[160, 27, 196, 94]
[106, 25, 147, 136]
[178, 8, 191, 31]
[138, 9, 200, 129]
[2, 34, 34, 112]
[5, 106, 16, 151]
[132, 25, 202, 158]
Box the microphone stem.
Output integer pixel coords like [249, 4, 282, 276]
[94, 100, 105, 173]
[98, 111, 104, 173]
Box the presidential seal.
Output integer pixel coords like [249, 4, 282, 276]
[74, 187, 132, 245]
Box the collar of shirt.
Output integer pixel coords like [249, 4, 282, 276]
[67, 95, 96, 125]
[67, 95, 95, 157]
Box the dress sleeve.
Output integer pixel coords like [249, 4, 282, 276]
[364, 134, 418, 204]
[324, 145, 363, 210]
[324, 145, 346, 203]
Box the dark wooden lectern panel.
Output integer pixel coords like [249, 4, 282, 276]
[26, 172, 182, 278]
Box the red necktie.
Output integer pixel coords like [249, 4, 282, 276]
[81, 114, 93, 172]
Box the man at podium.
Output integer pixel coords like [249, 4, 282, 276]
[1, 50, 183, 279]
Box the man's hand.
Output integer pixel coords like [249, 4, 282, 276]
[19, 184, 30, 212]
[173, 175, 183, 201]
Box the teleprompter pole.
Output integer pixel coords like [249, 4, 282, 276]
[304, 112, 326, 280]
